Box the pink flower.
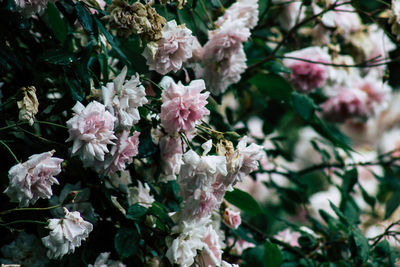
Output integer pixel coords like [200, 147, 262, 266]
[160, 135, 183, 181]
[204, 20, 250, 63]
[201, 47, 247, 95]
[322, 87, 368, 122]
[227, 238, 256, 255]
[4, 150, 63, 207]
[215, 0, 259, 30]
[160, 79, 210, 134]
[143, 20, 195, 75]
[283, 47, 331, 92]
[105, 130, 140, 175]
[274, 229, 301, 247]
[223, 209, 241, 229]
[66, 101, 117, 166]
[198, 226, 222, 267]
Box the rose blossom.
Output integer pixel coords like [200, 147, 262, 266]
[159, 135, 183, 181]
[102, 67, 148, 128]
[215, 0, 259, 30]
[223, 208, 241, 229]
[66, 101, 117, 166]
[4, 150, 63, 207]
[160, 79, 210, 134]
[273, 0, 305, 31]
[283, 46, 331, 92]
[197, 225, 223, 267]
[42, 208, 93, 259]
[143, 20, 196, 75]
[104, 130, 140, 175]
[127, 181, 155, 208]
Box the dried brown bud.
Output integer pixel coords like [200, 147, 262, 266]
[106, 0, 166, 41]
[17, 86, 39, 126]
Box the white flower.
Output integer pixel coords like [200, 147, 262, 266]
[143, 20, 196, 75]
[42, 208, 93, 259]
[88, 252, 126, 267]
[4, 150, 63, 207]
[273, 0, 305, 31]
[127, 181, 155, 208]
[1, 232, 48, 267]
[198, 225, 223, 267]
[102, 67, 148, 128]
[166, 217, 210, 267]
[66, 101, 117, 166]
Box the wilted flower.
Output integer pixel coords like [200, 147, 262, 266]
[283, 46, 331, 92]
[14, 0, 54, 16]
[17, 86, 39, 126]
[105, 130, 140, 175]
[127, 180, 155, 208]
[106, 0, 166, 41]
[66, 101, 117, 167]
[215, 0, 259, 30]
[102, 67, 148, 128]
[1, 232, 48, 267]
[42, 208, 93, 259]
[88, 252, 126, 267]
[143, 20, 196, 75]
[272, 0, 305, 31]
[4, 150, 63, 207]
[160, 79, 210, 134]
[222, 208, 241, 229]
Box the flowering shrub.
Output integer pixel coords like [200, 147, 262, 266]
[2, 0, 400, 266]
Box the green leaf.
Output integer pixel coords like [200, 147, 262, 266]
[329, 201, 350, 226]
[46, 3, 67, 43]
[249, 73, 293, 101]
[242, 245, 265, 267]
[349, 229, 369, 261]
[291, 92, 316, 121]
[39, 49, 74, 65]
[264, 240, 283, 267]
[224, 188, 264, 216]
[75, 2, 93, 33]
[114, 228, 139, 258]
[373, 240, 390, 258]
[385, 191, 400, 219]
[341, 168, 358, 193]
[126, 204, 148, 221]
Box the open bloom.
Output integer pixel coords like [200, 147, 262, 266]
[198, 226, 223, 267]
[160, 79, 209, 134]
[102, 67, 148, 128]
[4, 150, 63, 207]
[66, 101, 117, 166]
[42, 208, 93, 259]
[143, 20, 195, 75]
[283, 46, 331, 92]
[127, 181, 155, 208]
[159, 135, 183, 181]
[215, 0, 259, 30]
[105, 130, 140, 175]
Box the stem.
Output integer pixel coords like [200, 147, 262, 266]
[0, 140, 19, 163]
[0, 203, 63, 216]
[199, 0, 214, 27]
[35, 120, 68, 129]
[179, 132, 193, 151]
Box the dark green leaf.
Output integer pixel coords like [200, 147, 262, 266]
[249, 73, 293, 101]
[225, 188, 264, 216]
[75, 2, 93, 33]
[114, 228, 139, 258]
[126, 204, 148, 221]
[39, 49, 74, 65]
[242, 245, 265, 267]
[329, 201, 350, 226]
[385, 191, 400, 219]
[291, 92, 316, 121]
[264, 240, 283, 267]
[341, 168, 358, 193]
[373, 240, 390, 258]
[46, 3, 67, 43]
[349, 229, 369, 261]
